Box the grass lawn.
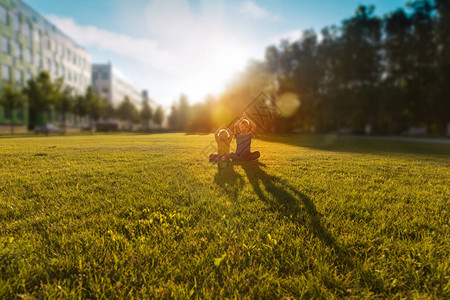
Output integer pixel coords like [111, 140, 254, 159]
[0, 133, 449, 298]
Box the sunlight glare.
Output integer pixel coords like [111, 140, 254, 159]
[277, 92, 300, 117]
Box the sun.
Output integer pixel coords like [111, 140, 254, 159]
[176, 37, 252, 102]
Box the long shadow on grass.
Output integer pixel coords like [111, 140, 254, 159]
[239, 161, 335, 245]
[239, 161, 384, 292]
[213, 160, 245, 201]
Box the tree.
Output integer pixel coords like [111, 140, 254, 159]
[153, 105, 164, 127]
[339, 5, 383, 132]
[101, 102, 116, 120]
[140, 101, 153, 130]
[317, 25, 341, 132]
[281, 30, 322, 132]
[74, 94, 88, 126]
[117, 96, 139, 129]
[178, 94, 190, 131]
[407, 0, 437, 130]
[54, 84, 73, 135]
[23, 71, 59, 134]
[85, 86, 103, 129]
[187, 100, 214, 132]
[384, 8, 413, 134]
[168, 103, 180, 130]
[435, 0, 450, 134]
[0, 83, 25, 134]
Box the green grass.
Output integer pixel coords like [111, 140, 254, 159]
[0, 133, 449, 298]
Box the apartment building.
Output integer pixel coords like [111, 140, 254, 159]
[0, 0, 91, 129]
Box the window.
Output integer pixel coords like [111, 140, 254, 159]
[45, 58, 51, 72]
[73, 72, 77, 83]
[92, 73, 97, 81]
[1, 35, 9, 54]
[2, 65, 11, 82]
[54, 62, 59, 76]
[12, 41, 21, 58]
[17, 43, 22, 60]
[61, 65, 65, 77]
[43, 37, 50, 50]
[102, 72, 109, 80]
[15, 69, 22, 85]
[24, 48, 32, 63]
[22, 22, 31, 37]
[26, 69, 32, 81]
[67, 49, 71, 61]
[0, 5, 7, 24]
[33, 29, 40, 44]
[34, 54, 41, 68]
[11, 13, 19, 31]
[67, 69, 71, 82]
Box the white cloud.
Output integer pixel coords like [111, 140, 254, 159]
[47, 9, 259, 104]
[239, 1, 279, 21]
[272, 29, 304, 44]
[47, 0, 286, 105]
[47, 15, 173, 75]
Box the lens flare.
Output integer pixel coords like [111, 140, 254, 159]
[277, 93, 300, 118]
[212, 104, 233, 125]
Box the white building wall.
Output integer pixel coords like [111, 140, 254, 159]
[11, 0, 91, 95]
[92, 63, 142, 109]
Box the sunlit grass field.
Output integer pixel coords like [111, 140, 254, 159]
[0, 133, 449, 298]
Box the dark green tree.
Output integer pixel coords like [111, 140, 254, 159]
[153, 105, 164, 127]
[101, 102, 116, 120]
[54, 83, 73, 135]
[433, 0, 450, 134]
[339, 5, 383, 132]
[317, 25, 342, 132]
[168, 102, 180, 131]
[408, 0, 437, 130]
[178, 94, 190, 131]
[23, 71, 58, 134]
[74, 94, 88, 126]
[140, 101, 153, 130]
[117, 96, 139, 130]
[85, 86, 103, 129]
[384, 8, 413, 134]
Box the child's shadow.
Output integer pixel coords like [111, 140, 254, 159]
[239, 161, 383, 289]
[213, 160, 245, 201]
[239, 161, 335, 245]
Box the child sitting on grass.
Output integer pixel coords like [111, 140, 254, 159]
[229, 114, 260, 161]
[209, 125, 233, 161]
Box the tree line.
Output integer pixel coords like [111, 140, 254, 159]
[0, 71, 165, 134]
[169, 0, 449, 136]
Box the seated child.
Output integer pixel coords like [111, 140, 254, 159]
[229, 114, 260, 161]
[209, 125, 233, 161]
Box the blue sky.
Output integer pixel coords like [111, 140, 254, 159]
[25, 0, 409, 107]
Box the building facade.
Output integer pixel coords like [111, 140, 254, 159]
[92, 63, 142, 109]
[0, 0, 91, 129]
